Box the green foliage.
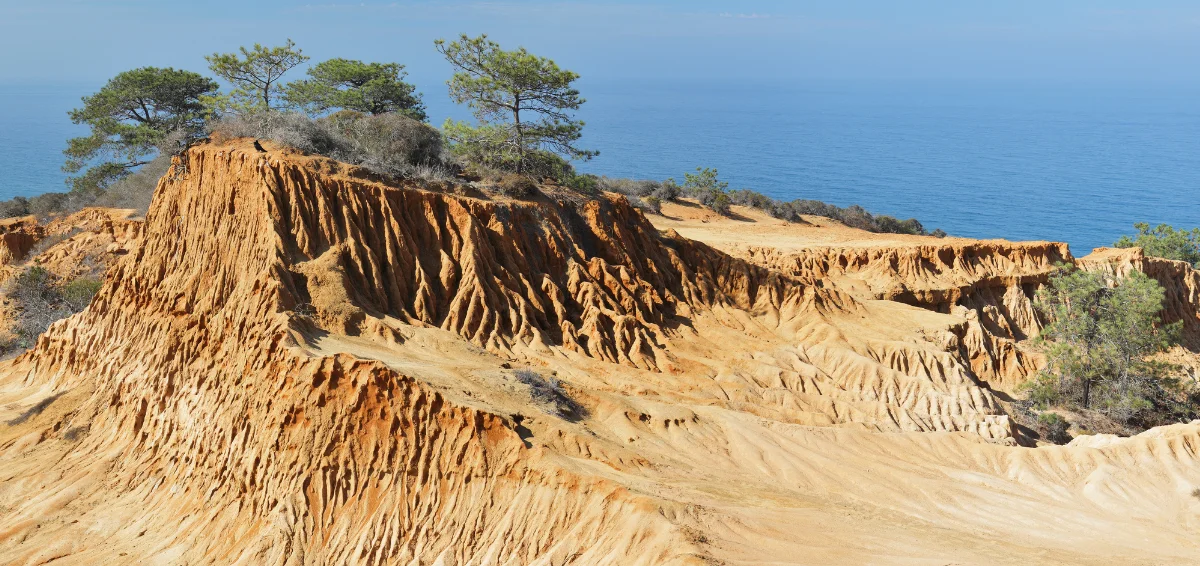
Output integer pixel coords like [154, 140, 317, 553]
[64, 67, 217, 193]
[681, 168, 733, 215]
[210, 111, 452, 181]
[4, 268, 102, 353]
[442, 119, 521, 170]
[564, 173, 600, 196]
[1115, 222, 1200, 267]
[435, 34, 597, 174]
[656, 178, 681, 201]
[639, 195, 663, 214]
[205, 39, 309, 113]
[709, 192, 732, 216]
[1037, 412, 1071, 444]
[61, 277, 104, 311]
[872, 215, 928, 236]
[1027, 264, 1191, 426]
[683, 167, 728, 193]
[284, 58, 426, 120]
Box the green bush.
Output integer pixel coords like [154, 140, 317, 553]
[709, 191, 732, 216]
[1026, 264, 1196, 429]
[3, 268, 102, 353]
[1115, 223, 1200, 267]
[683, 167, 728, 194]
[0, 197, 30, 219]
[211, 111, 455, 181]
[61, 277, 103, 311]
[564, 173, 600, 196]
[653, 179, 681, 202]
[1037, 412, 1071, 444]
[639, 195, 662, 214]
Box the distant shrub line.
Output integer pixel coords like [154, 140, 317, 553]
[595, 168, 945, 237]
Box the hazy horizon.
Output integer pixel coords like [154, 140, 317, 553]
[2, 1, 1198, 85]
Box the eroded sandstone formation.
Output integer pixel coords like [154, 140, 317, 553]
[0, 141, 1197, 565]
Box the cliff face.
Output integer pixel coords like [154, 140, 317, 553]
[0, 142, 1198, 565]
[734, 241, 1070, 390]
[1080, 246, 1200, 349]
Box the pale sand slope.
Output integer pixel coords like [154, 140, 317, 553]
[0, 145, 1197, 565]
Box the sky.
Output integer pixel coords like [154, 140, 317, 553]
[1, 0, 1199, 87]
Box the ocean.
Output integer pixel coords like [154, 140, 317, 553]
[2, 78, 1197, 256]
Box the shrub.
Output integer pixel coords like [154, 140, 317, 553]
[652, 179, 681, 202]
[727, 188, 773, 210]
[211, 111, 346, 155]
[638, 195, 662, 214]
[1037, 412, 1071, 444]
[210, 110, 455, 182]
[513, 368, 582, 418]
[565, 173, 600, 196]
[495, 174, 537, 198]
[1115, 222, 1200, 267]
[709, 191, 732, 216]
[3, 267, 102, 353]
[0, 197, 30, 219]
[323, 111, 448, 175]
[61, 277, 103, 311]
[683, 167, 728, 194]
[597, 177, 661, 198]
[872, 215, 927, 236]
[28, 193, 70, 217]
[90, 154, 172, 214]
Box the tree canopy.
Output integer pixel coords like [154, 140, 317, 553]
[1026, 265, 1189, 426]
[64, 67, 217, 193]
[206, 39, 308, 113]
[285, 59, 426, 120]
[435, 33, 596, 174]
[1115, 223, 1200, 268]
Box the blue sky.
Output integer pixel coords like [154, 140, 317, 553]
[1, 0, 1198, 85]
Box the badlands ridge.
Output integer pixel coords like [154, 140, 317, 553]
[0, 140, 1198, 565]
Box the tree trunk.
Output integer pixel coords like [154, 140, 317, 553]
[513, 99, 523, 174]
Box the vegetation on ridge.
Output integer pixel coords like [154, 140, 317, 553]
[283, 58, 426, 120]
[205, 39, 310, 114]
[64, 67, 218, 194]
[1115, 222, 1200, 268]
[436, 33, 597, 176]
[598, 168, 941, 236]
[6, 37, 937, 239]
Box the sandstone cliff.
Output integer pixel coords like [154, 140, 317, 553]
[0, 141, 1197, 565]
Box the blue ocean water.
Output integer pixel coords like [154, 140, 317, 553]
[3, 78, 1198, 255]
[0, 81, 90, 199]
